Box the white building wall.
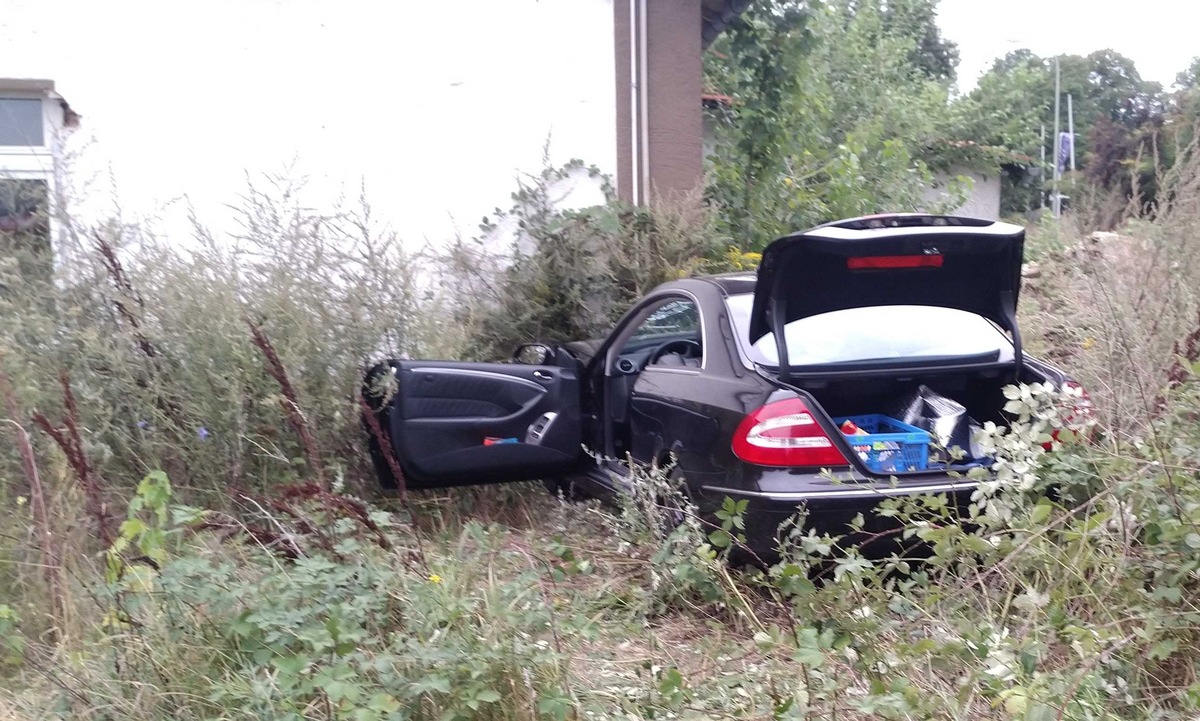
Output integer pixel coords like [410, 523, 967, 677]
[921, 166, 1002, 220]
[0, 94, 67, 178]
[329, 0, 620, 251]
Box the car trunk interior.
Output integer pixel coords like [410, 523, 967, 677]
[791, 362, 1051, 471]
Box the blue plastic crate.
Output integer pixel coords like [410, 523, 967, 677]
[833, 414, 930, 473]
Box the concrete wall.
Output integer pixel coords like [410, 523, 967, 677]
[921, 166, 1002, 220]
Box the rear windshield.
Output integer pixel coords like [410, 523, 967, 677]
[724, 293, 1014, 367]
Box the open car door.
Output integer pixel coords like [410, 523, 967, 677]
[363, 355, 582, 489]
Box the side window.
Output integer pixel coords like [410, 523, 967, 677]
[618, 297, 703, 368]
[632, 299, 699, 339]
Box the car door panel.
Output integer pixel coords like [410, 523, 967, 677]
[375, 360, 582, 488]
[628, 370, 752, 484]
[399, 367, 547, 421]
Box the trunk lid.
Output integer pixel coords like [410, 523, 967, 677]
[748, 214, 1026, 370]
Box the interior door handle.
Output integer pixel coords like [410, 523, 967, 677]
[533, 370, 553, 381]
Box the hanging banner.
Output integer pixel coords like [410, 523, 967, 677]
[1058, 132, 1073, 174]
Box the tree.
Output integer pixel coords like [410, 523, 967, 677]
[939, 61, 1048, 214]
[703, 0, 814, 248]
[945, 62, 1046, 158]
[1085, 49, 1161, 128]
[990, 49, 1042, 76]
[881, 0, 960, 82]
[1175, 57, 1200, 90]
[1156, 57, 1200, 180]
[948, 48, 1169, 210]
[704, 0, 952, 248]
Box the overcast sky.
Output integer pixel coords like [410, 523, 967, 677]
[1, 0, 615, 248]
[939, 0, 1200, 91]
[3, 0, 1199, 246]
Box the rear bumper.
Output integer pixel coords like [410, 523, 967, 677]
[698, 468, 979, 554]
[700, 465, 981, 503]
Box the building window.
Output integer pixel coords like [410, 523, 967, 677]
[0, 98, 45, 147]
[1, 178, 51, 285]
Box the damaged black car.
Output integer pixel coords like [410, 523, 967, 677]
[363, 214, 1085, 555]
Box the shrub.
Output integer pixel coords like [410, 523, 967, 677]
[439, 161, 734, 360]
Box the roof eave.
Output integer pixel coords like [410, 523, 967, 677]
[0, 78, 80, 128]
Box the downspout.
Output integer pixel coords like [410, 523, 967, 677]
[628, 0, 641, 205]
[638, 0, 650, 203]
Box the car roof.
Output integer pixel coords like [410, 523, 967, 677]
[697, 272, 756, 296]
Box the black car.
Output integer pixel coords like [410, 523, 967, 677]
[363, 214, 1081, 554]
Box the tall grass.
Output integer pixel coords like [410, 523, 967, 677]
[1, 173, 448, 675]
[5, 149, 1200, 719]
[1022, 133, 1200, 435]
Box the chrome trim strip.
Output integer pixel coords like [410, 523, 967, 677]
[700, 481, 977, 501]
[526, 411, 558, 444]
[639, 365, 702, 376]
[406, 367, 546, 393]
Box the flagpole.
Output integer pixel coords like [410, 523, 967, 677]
[1052, 56, 1061, 218]
[1040, 124, 1046, 211]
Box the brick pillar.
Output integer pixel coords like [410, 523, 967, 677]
[614, 0, 703, 205]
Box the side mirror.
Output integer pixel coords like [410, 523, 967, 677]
[513, 343, 554, 365]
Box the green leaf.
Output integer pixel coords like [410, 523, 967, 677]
[119, 518, 147, 539]
[1030, 498, 1053, 525]
[658, 667, 684, 692]
[1149, 638, 1180, 660]
[368, 694, 401, 713]
[410, 675, 452, 695]
[1026, 702, 1056, 721]
[272, 654, 309, 677]
[537, 695, 574, 721]
[708, 528, 733, 549]
[794, 646, 825, 668]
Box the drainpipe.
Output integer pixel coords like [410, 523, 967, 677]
[638, 0, 649, 204]
[628, 0, 640, 205]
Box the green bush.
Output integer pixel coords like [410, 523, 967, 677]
[440, 160, 734, 360]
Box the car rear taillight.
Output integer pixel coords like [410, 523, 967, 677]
[732, 398, 850, 467]
[1047, 380, 1095, 448]
[1062, 380, 1094, 424]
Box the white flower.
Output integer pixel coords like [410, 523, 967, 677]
[1014, 586, 1050, 611]
[850, 605, 873, 619]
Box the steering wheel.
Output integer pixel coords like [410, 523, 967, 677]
[647, 339, 702, 367]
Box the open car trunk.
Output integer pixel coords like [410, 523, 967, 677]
[747, 215, 1034, 476]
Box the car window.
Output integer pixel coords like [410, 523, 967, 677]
[723, 294, 1013, 367]
[614, 297, 703, 367]
[631, 298, 699, 338]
